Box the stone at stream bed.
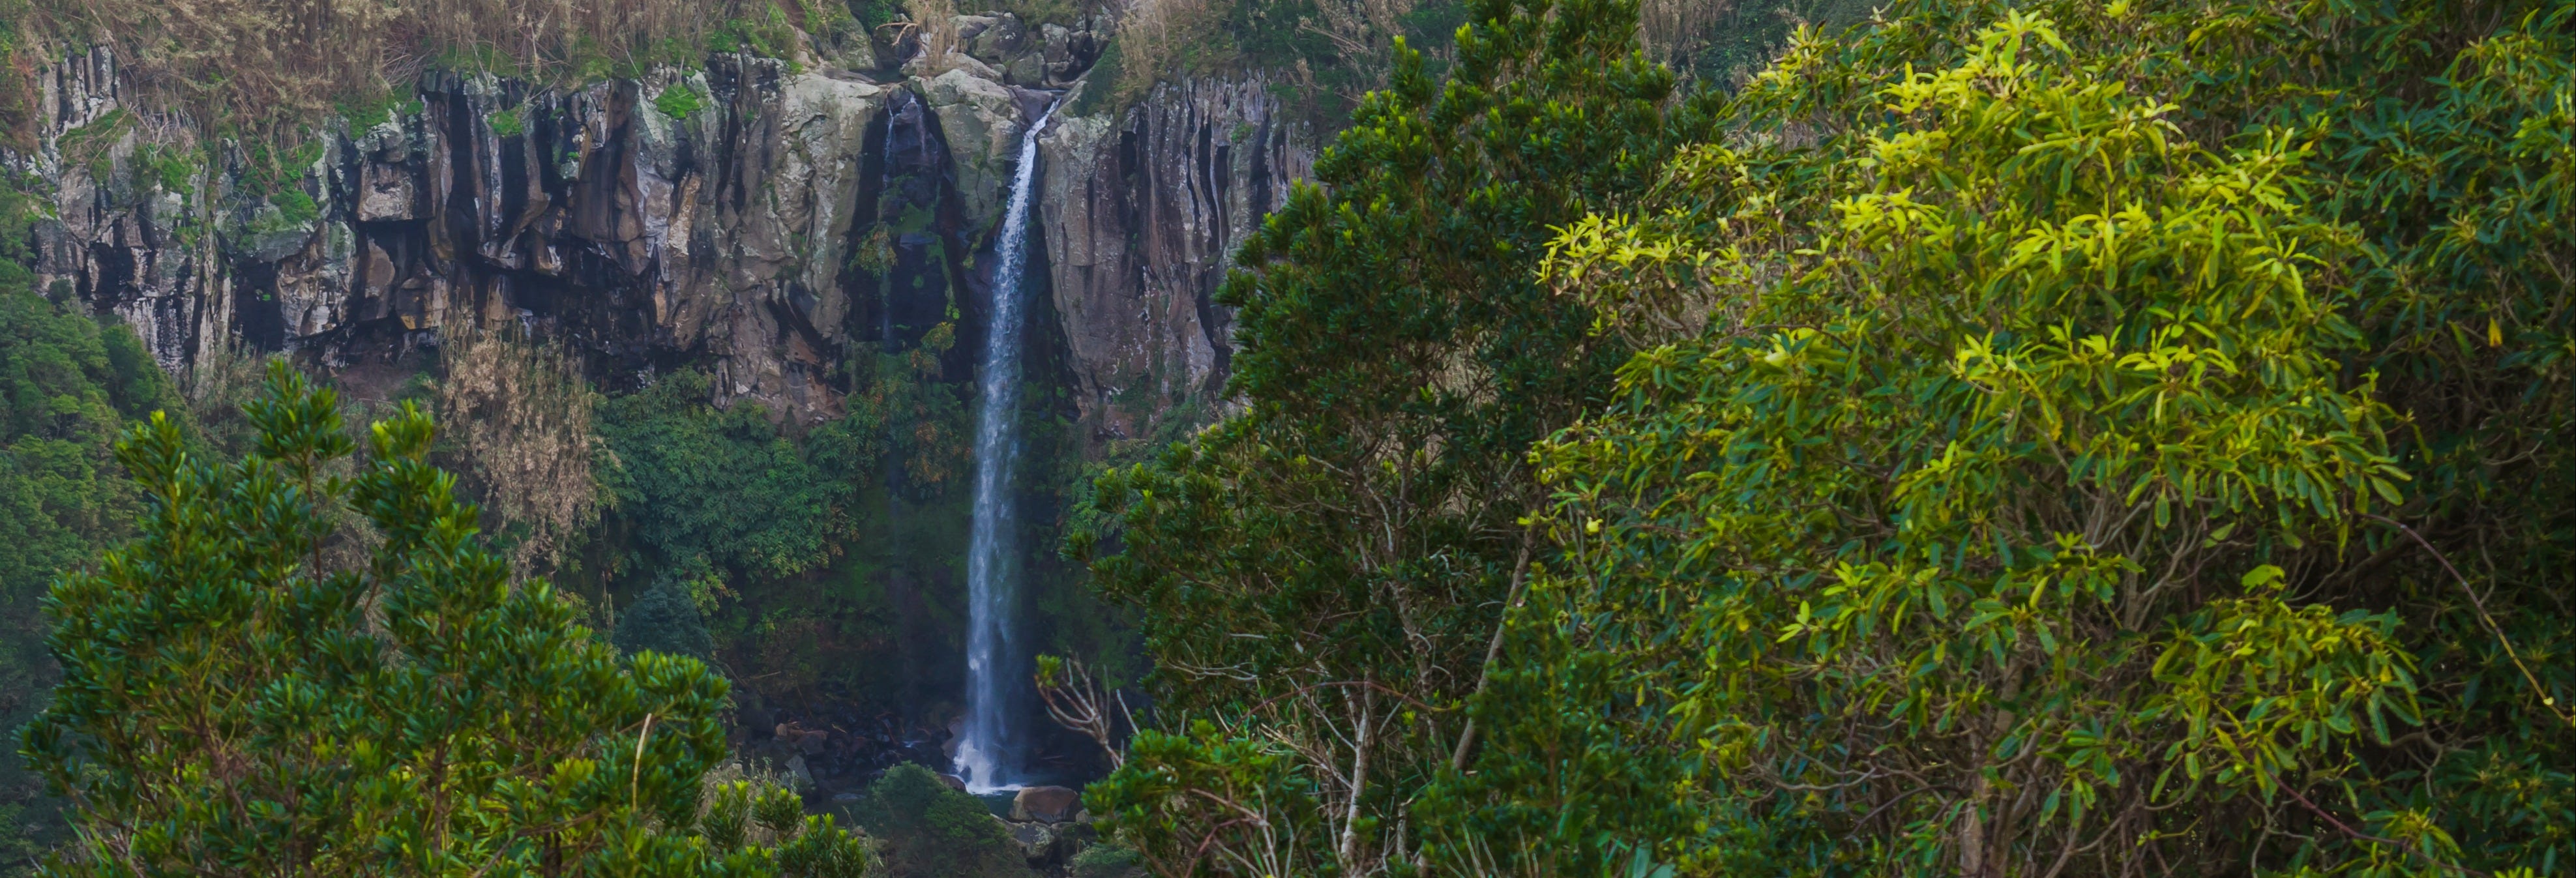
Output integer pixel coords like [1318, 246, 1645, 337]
[1011, 785, 1083, 823]
[1009, 820, 1077, 866]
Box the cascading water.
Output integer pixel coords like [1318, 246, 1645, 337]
[955, 100, 1058, 794]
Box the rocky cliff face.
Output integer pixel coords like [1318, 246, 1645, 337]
[11, 16, 1310, 443]
[1040, 76, 1313, 441]
[25, 50, 901, 422]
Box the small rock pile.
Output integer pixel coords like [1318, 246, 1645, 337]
[1001, 785, 1098, 876]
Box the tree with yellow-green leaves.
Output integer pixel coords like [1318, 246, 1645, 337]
[23, 363, 868, 877]
[1084, 0, 2573, 873]
[1433, 0, 2576, 874]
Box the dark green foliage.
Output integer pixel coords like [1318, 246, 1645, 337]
[854, 763, 1024, 878]
[846, 0, 900, 31]
[0, 1, 38, 150]
[20, 363, 871, 874]
[590, 367, 913, 699]
[615, 577, 719, 658]
[0, 202, 174, 607]
[1425, 0, 2576, 873]
[1074, 0, 1714, 872]
[1066, 841, 1143, 878]
[807, 393, 889, 490]
[0, 180, 178, 853]
[597, 368, 859, 584]
[654, 81, 708, 119]
[1078, 0, 2575, 873]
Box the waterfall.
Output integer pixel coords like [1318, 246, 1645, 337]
[878, 105, 896, 347]
[956, 100, 1058, 794]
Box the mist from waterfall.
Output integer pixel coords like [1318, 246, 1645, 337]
[955, 100, 1057, 795]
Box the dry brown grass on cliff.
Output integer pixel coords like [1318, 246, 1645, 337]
[434, 325, 602, 573]
[904, 0, 962, 73]
[1101, 0, 1226, 104]
[27, 0, 748, 139]
[1638, 0, 1730, 61]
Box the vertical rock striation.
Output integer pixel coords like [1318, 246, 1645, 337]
[10, 24, 1310, 443]
[1038, 75, 1315, 441]
[17, 52, 900, 422]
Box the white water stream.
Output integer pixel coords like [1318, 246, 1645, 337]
[955, 100, 1057, 794]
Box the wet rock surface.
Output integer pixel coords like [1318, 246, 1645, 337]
[1039, 74, 1316, 440]
[16, 27, 1307, 441]
[12, 35, 1309, 840]
[20, 50, 910, 422]
[734, 701, 953, 798]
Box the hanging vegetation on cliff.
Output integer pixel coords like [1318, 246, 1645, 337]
[432, 325, 602, 572]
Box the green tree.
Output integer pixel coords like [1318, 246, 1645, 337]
[1432, 0, 2576, 873]
[0, 184, 174, 623]
[1073, 0, 1713, 871]
[0, 179, 180, 851]
[597, 368, 868, 590]
[22, 363, 868, 875]
[853, 763, 1024, 878]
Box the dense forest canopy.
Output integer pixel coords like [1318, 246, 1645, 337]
[27, 365, 871, 875]
[1078, 0, 2573, 874]
[0, 0, 2564, 873]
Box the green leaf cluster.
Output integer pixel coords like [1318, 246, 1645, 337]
[850, 763, 1025, 878]
[655, 81, 709, 120]
[1073, 0, 1716, 872]
[1437, 0, 2576, 873]
[0, 178, 177, 851]
[597, 368, 877, 589]
[0, 186, 175, 613]
[1082, 0, 2576, 873]
[22, 364, 871, 875]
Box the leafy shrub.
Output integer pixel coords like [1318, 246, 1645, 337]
[596, 368, 855, 584]
[1067, 841, 1142, 878]
[614, 576, 718, 658]
[23, 364, 870, 875]
[653, 81, 707, 119]
[1084, 0, 2576, 873]
[855, 763, 1024, 878]
[1453, 0, 2576, 873]
[485, 106, 527, 137]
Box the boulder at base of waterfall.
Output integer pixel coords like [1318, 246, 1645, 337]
[938, 772, 970, 792]
[1008, 819, 1081, 867]
[1012, 785, 1083, 823]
